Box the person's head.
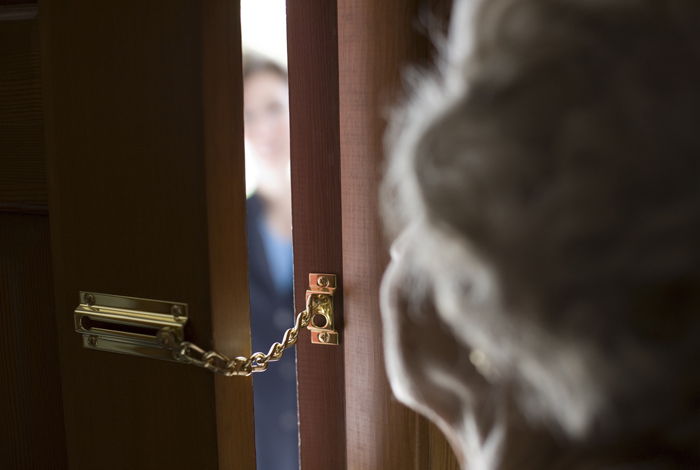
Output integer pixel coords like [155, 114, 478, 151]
[242, 53, 290, 176]
[381, 0, 700, 468]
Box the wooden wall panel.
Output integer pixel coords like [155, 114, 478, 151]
[338, 0, 459, 469]
[287, 2, 347, 470]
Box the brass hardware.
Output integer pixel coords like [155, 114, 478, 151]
[156, 272, 341, 374]
[76, 272, 339, 371]
[74, 292, 187, 362]
[306, 273, 338, 345]
[158, 309, 311, 376]
[83, 293, 95, 306]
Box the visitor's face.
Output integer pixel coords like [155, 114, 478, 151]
[243, 71, 291, 174]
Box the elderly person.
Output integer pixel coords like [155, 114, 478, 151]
[381, 0, 700, 469]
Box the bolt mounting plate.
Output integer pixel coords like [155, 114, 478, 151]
[75, 291, 188, 362]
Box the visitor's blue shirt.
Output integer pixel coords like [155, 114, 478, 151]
[246, 194, 298, 470]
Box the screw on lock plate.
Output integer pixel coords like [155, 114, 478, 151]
[306, 274, 338, 345]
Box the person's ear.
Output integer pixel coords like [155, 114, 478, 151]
[381, 237, 571, 470]
[380, 252, 491, 455]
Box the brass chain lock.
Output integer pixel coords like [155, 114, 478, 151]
[75, 274, 338, 376]
[156, 307, 311, 376]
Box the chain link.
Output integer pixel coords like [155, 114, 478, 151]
[157, 309, 311, 376]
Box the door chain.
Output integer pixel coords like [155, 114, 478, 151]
[75, 274, 338, 373]
[157, 307, 311, 376]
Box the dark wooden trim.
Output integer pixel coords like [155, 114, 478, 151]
[287, 1, 347, 469]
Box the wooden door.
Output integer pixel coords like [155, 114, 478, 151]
[1, 0, 460, 468]
[40, 1, 255, 469]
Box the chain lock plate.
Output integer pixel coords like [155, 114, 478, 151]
[306, 274, 339, 345]
[74, 291, 187, 362]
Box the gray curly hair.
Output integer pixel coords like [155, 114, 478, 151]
[383, 0, 700, 462]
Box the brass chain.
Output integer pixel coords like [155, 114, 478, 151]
[157, 309, 311, 377]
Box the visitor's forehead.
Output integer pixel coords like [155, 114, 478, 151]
[243, 72, 288, 100]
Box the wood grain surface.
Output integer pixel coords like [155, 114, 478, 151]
[0, 213, 68, 469]
[429, 421, 461, 470]
[337, 0, 459, 468]
[41, 1, 255, 468]
[287, 2, 347, 470]
[0, 11, 47, 209]
[0, 9, 67, 468]
[202, 2, 257, 468]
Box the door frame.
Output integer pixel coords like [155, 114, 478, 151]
[288, 0, 459, 468]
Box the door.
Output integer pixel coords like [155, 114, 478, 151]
[27, 0, 460, 469]
[41, 0, 255, 468]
